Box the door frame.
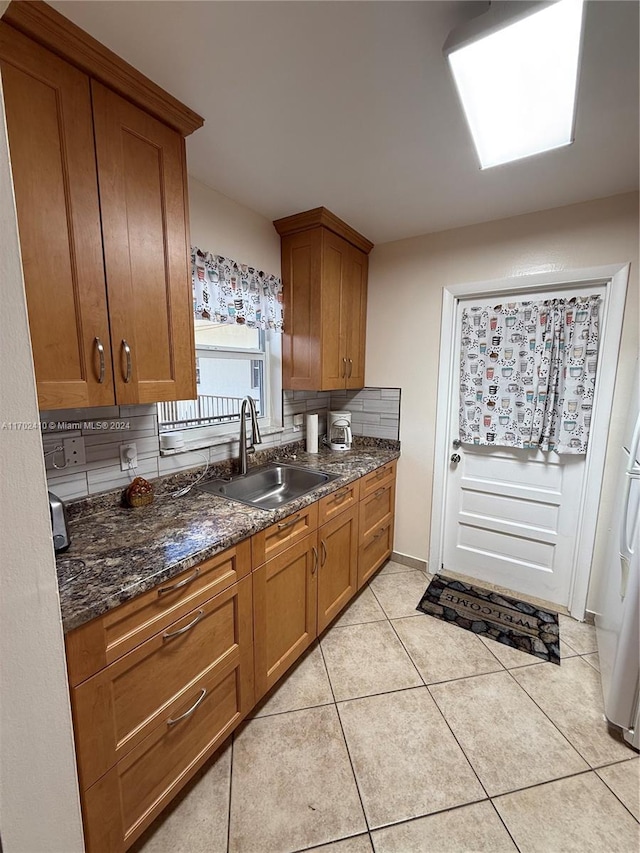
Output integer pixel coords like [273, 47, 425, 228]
[429, 263, 630, 620]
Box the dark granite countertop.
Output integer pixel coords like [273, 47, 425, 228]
[56, 445, 400, 633]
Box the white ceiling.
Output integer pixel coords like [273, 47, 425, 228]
[51, 1, 639, 244]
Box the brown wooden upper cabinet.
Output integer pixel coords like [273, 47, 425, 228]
[273, 208, 373, 391]
[0, 1, 203, 410]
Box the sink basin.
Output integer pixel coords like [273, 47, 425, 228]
[198, 462, 340, 510]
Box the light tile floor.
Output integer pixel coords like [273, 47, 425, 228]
[134, 562, 639, 853]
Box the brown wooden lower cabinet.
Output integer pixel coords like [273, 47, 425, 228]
[69, 462, 397, 851]
[317, 504, 359, 633]
[253, 533, 318, 701]
[358, 517, 395, 590]
[71, 572, 254, 853]
[83, 658, 244, 852]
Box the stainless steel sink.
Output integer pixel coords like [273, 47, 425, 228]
[198, 462, 340, 510]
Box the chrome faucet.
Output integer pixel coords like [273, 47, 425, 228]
[238, 396, 262, 475]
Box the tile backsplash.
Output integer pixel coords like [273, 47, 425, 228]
[41, 387, 400, 501]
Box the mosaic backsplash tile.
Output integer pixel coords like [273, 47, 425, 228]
[41, 388, 401, 501]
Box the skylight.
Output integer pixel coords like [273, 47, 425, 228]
[447, 0, 585, 169]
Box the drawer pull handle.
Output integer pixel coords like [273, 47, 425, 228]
[277, 514, 301, 531]
[320, 539, 327, 567]
[312, 545, 318, 574]
[374, 487, 385, 498]
[167, 688, 207, 727]
[121, 339, 132, 383]
[373, 528, 387, 541]
[375, 468, 386, 480]
[163, 609, 204, 641]
[333, 488, 350, 503]
[158, 568, 200, 596]
[94, 337, 105, 384]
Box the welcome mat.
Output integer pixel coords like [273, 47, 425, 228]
[417, 575, 560, 665]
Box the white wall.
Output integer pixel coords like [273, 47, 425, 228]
[366, 191, 639, 608]
[0, 37, 85, 853]
[188, 175, 281, 277]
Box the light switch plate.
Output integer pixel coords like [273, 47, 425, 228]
[293, 414, 304, 431]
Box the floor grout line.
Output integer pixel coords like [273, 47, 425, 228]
[486, 798, 522, 852]
[317, 640, 372, 837]
[501, 663, 606, 769]
[593, 764, 640, 825]
[365, 794, 490, 834]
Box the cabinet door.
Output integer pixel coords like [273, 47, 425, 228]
[0, 26, 114, 409]
[344, 245, 368, 389]
[253, 534, 318, 700]
[320, 230, 349, 390]
[281, 229, 322, 390]
[317, 504, 359, 633]
[91, 82, 196, 405]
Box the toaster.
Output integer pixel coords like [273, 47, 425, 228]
[49, 490, 70, 553]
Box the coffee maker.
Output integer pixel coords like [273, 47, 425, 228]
[328, 411, 352, 451]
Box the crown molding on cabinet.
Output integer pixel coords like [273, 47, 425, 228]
[2, 0, 204, 136]
[273, 207, 374, 254]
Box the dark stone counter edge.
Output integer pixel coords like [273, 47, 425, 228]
[58, 445, 400, 633]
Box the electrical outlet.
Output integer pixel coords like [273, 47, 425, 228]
[293, 414, 304, 431]
[120, 442, 138, 472]
[62, 436, 86, 467]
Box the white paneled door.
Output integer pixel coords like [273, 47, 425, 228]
[442, 285, 605, 609]
[443, 443, 584, 605]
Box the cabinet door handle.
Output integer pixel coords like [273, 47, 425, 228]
[374, 487, 385, 498]
[277, 514, 301, 531]
[348, 358, 353, 378]
[163, 609, 204, 641]
[167, 688, 207, 727]
[320, 539, 327, 567]
[342, 357, 347, 378]
[94, 337, 105, 384]
[157, 568, 200, 596]
[312, 545, 318, 574]
[122, 339, 132, 383]
[373, 527, 387, 541]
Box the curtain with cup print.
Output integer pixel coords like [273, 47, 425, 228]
[459, 296, 600, 454]
[192, 247, 284, 332]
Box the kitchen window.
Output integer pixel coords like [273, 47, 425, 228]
[157, 321, 282, 446]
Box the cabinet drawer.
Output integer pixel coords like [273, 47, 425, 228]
[72, 575, 253, 791]
[317, 480, 359, 525]
[252, 502, 318, 567]
[360, 461, 396, 499]
[82, 657, 244, 852]
[359, 479, 395, 543]
[66, 540, 251, 686]
[358, 519, 394, 590]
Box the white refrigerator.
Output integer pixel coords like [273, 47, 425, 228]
[593, 365, 640, 750]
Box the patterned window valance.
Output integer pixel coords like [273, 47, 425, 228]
[192, 247, 283, 332]
[459, 296, 601, 455]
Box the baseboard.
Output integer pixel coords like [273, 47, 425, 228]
[584, 609, 596, 625]
[391, 551, 428, 573]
